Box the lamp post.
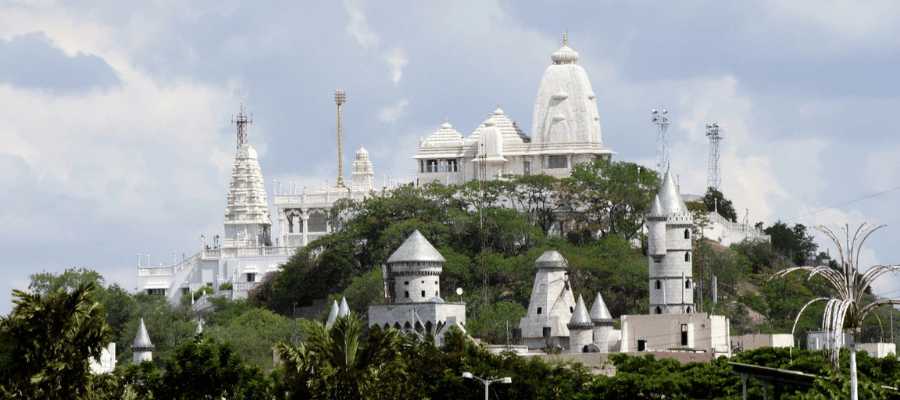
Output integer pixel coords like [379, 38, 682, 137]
[462, 372, 511, 400]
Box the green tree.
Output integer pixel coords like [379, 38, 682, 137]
[703, 187, 738, 222]
[765, 221, 819, 266]
[275, 313, 407, 399]
[0, 283, 118, 399]
[156, 335, 270, 400]
[208, 307, 299, 370]
[465, 301, 527, 344]
[562, 160, 660, 243]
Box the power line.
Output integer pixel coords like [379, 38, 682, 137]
[785, 185, 900, 222]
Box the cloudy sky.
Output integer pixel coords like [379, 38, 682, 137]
[2, 0, 900, 314]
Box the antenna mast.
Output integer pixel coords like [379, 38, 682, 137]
[651, 108, 669, 175]
[706, 122, 723, 190]
[334, 90, 347, 187]
[232, 104, 252, 148]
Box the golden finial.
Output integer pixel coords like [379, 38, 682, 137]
[563, 33, 567, 46]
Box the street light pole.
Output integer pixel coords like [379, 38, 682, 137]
[462, 372, 512, 400]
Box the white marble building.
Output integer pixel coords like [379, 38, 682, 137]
[414, 35, 615, 186]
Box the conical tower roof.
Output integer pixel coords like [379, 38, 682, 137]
[535, 250, 568, 269]
[657, 168, 689, 215]
[326, 300, 339, 326]
[649, 194, 664, 217]
[338, 297, 350, 317]
[132, 318, 154, 350]
[386, 230, 445, 263]
[589, 293, 613, 323]
[567, 294, 592, 329]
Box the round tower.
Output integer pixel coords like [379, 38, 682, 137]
[350, 146, 374, 193]
[647, 169, 695, 314]
[132, 318, 154, 365]
[589, 292, 614, 353]
[385, 230, 445, 304]
[567, 294, 593, 353]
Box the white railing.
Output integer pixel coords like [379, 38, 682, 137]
[137, 266, 175, 276]
[706, 212, 770, 240]
[233, 281, 259, 292]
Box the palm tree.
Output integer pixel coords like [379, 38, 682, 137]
[0, 282, 116, 399]
[772, 223, 900, 400]
[275, 313, 407, 400]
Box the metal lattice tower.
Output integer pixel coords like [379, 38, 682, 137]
[651, 108, 669, 175]
[334, 90, 346, 187]
[706, 122, 723, 190]
[231, 104, 252, 147]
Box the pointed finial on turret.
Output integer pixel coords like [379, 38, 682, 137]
[563, 32, 567, 46]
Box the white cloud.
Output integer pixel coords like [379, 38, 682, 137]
[341, 0, 410, 85]
[378, 99, 409, 123]
[384, 47, 408, 85]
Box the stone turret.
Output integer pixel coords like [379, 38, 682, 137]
[647, 169, 695, 314]
[519, 250, 577, 350]
[567, 294, 593, 353]
[385, 230, 445, 303]
[132, 318, 154, 365]
[589, 292, 614, 352]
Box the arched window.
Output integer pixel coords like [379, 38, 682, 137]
[684, 229, 690, 239]
[686, 306, 692, 313]
[655, 280, 661, 290]
[655, 306, 662, 314]
[685, 279, 691, 289]
[685, 252, 691, 262]
[404, 291, 409, 298]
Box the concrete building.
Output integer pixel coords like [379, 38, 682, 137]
[368, 231, 466, 344]
[132, 318, 154, 365]
[414, 34, 614, 186]
[519, 250, 577, 350]
[731, 333, 794, 352]
[647, 168, 695, 314]
[620, 313, 731, 355]
[89, 342, 116, 374]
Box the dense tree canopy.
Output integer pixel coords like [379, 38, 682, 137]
[703, 187, 738, 223]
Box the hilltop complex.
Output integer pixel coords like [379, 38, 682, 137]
[134, 34, 766, 317]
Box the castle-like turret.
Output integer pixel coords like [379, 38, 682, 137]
[350, 146, 374, 193]
[589, 292, 614, 352]
[567, 294, 593, 353]
[647, 169, 694, 314]
[384, 230, 445, 303]
[519, 250, 577, 349]
[132, 318, 154, 365]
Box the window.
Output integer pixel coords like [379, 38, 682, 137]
[542, 327, 552, 339]
[684, 229, 690, 239]
[537, 307, 543, 314]
[569, 307, 574, 312]
[404, 281, 409, 285]
[548, 155, 568, 169]
[685, 279, 692, 289]
[685, 252, 691, 262]
[447, 159, 458, 172]
[421, 290, 425, 298]
[435, 291, 439, 296]
[681, 324, 688, 346]
[181, 288, 190, 295]
[686, 306, 692, 313]
[426, 160, 438, 173]
[146, 288, 166, 296]
[404, 291, 409, 298]
[523, 161, 531, 176]
[434, 281, 438, 285]
[655, 280, 661, 290]
[655, 306, 662, 314]
[638, 340, 647, 351]
[206, 282, 213, 287]
[246, 273, 256, 282]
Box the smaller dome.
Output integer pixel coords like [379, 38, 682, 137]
[551, 33, 579, 64]
[426, 297, 444, 303]
[238, 144, 258, 159]
[535, 250, 568, 269]
[553, 113, 566, 122]
[484, 118, 496, 127]
[356, 146, 369, 156]
[441, 118, 452, 129]
[494, 105, 504, 115]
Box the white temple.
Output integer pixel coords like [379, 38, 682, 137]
[414, 34, 614, 186]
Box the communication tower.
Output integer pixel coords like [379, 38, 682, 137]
[231, 104, 252, 147]
[706, 122, 723, 190]
[334, 90, 347, 187]
[651, 108, 669, 175]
